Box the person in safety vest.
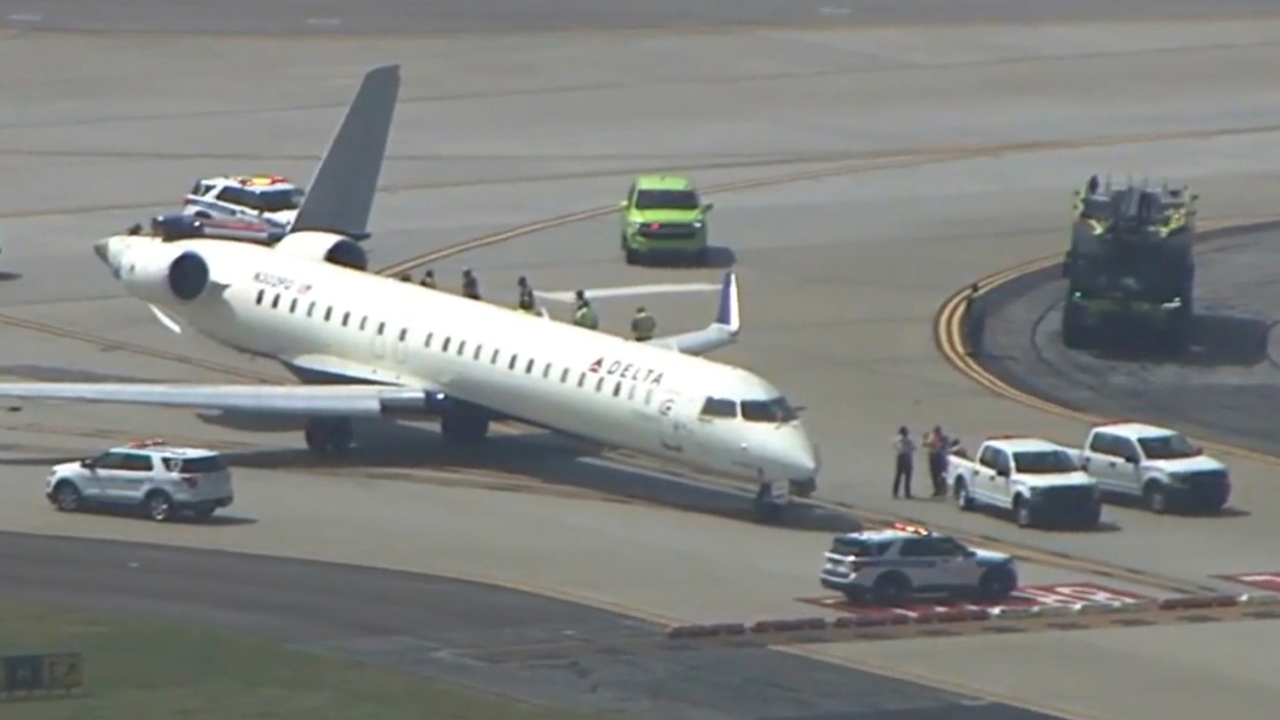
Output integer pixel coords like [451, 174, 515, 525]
[631, 306, 656, 341]
[572, 289, 599, 329]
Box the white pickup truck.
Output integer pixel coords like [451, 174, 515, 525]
[948, 436, 1101, 529]
[1078, 422, 1230, 514]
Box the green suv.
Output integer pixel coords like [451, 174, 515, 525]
[620, 175, 713, 265]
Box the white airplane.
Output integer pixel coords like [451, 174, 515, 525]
[0, 233, 820, 520]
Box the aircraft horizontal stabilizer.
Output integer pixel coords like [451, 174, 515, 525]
[644, 271, 740, 355]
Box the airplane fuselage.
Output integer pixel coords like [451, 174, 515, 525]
[103, 236, 820, 494]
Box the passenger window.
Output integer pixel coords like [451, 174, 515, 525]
[457, 340, 466, 356]
[377, 321, 385, 336]
[442, 337, 451, 353]
[289, 298, 298, 313]
[613, 381, 622, 397]
[595, 377, 605, 392]
[359, 316, 367, 331]
[543, 363, 551, 379]
[645, 389, 653, 405]
[994, 452, 1012, 476]
[120, 453, 154, 472]
[398, 328, 407, 342]
[425, 332, 433, 348]
[628, 384, 636, 401]
[560, 368, 569, 383]
[509, 355, 518, 370]
[474, 345, 483, 360]
[342, 311, 350, 327]
[898, 538, 928, 557]
[271, 294, 281, 309]
[978, 446, 998, 469]
[255, 289, 264, 305]
[324, 306, 333, 322]
[578, 373, 586, 388]
[307, 301, 316, 318]
[525, 359, 535, 374]
[699, 398, 738, 418]
[491, 349, 500, 364]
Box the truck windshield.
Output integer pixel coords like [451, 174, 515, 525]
[1013, 450, 1079, 474]
[1137, 433, 1200, 460]
[634, 189, 699, 210]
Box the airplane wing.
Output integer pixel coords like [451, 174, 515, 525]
[0, 383, 445, 418]
[292, 64, 401, 239]
[644, 270, 741, 356]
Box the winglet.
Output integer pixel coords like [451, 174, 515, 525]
[715, 270, 740, 333]
[291, 64, 401, 239]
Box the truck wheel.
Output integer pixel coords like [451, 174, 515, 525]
[693, 247, 709, 266]
[144, 490, 174, 522]
[870, 573, 911, 606]
[977, 566, 1017, 601]
[1143, 482, 1169, 514]
[1014, 497, 1035, 527]
[624, 248, 640, 266]
[52, 481, 82, 512]
[1061, 310, 1087, 350]
[954, 479, 975, 511]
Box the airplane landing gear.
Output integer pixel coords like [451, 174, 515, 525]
[752, 481, 790, 524]
[440, 405, 490, 445]
[305, 417, 353, 457]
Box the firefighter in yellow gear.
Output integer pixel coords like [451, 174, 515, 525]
[572, 290, 599, 329]
[630, 306, 656, 341]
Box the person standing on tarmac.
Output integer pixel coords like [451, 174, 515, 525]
[630, 306, 656, 341]
[923, 425, 949, 497]
[461, 268, 481, 300]
[516, 276, 537, 313]
[419, 269, 436, 289]
[892, 426, 916, 499]
[963, 283, 986, 357]
[572, 290, 599, 329]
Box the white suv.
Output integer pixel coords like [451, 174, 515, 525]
[183, 175, 304, 230]
[819, 523, 1018, 605]
[46, 439, 234, 522]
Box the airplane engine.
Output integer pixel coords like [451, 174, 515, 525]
[272, 230, 369, 271]
[123, 246, 212, 303]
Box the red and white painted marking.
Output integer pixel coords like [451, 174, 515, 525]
[799, 583, 1155, 618]
[1215, 572, 1280, 592]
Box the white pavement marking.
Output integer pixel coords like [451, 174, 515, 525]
[537, 283, 720, 303]
[7, 13, 42, 22]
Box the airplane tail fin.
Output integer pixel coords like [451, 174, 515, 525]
[644, 271, 741, 356]
[291, 64, 401, 239]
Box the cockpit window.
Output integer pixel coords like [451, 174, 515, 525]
[700, 398, 737, 418]
[740, 396, 799, 423]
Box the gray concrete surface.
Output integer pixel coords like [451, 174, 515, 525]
[0, 531, 1068, 720]
[3, 11, 1280, 720]
[982, 227, 1280, 458]
[1, 0, 1275, 35]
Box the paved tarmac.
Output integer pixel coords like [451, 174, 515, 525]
[1, 0, 1276, 34]
[981, 227, 1280, 458]
[0, 531, 1063, 720]
[3, 5, 1280, 720]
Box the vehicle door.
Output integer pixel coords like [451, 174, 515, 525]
[896, 537, 950, 592]
[974, 446, 1003, 501]
[920, 536, 980, 589]
[109, 452, 157, 502]
[990, 449, 1014, 505]
[79, 451, 128, 499]
[1083, 433, 1136, 494]
[371, 320, 387, 360]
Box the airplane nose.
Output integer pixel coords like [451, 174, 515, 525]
[93, 237, 112, 266]
[781, 431, 820, 478]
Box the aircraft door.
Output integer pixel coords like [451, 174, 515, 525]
[656, 391, 692, 456]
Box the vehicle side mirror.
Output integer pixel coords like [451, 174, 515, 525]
[80, 458, 93, 468]
[1123, 454, 1139, 464]
[997, 468, 1010, 478]
[702, 202, 714, 212]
